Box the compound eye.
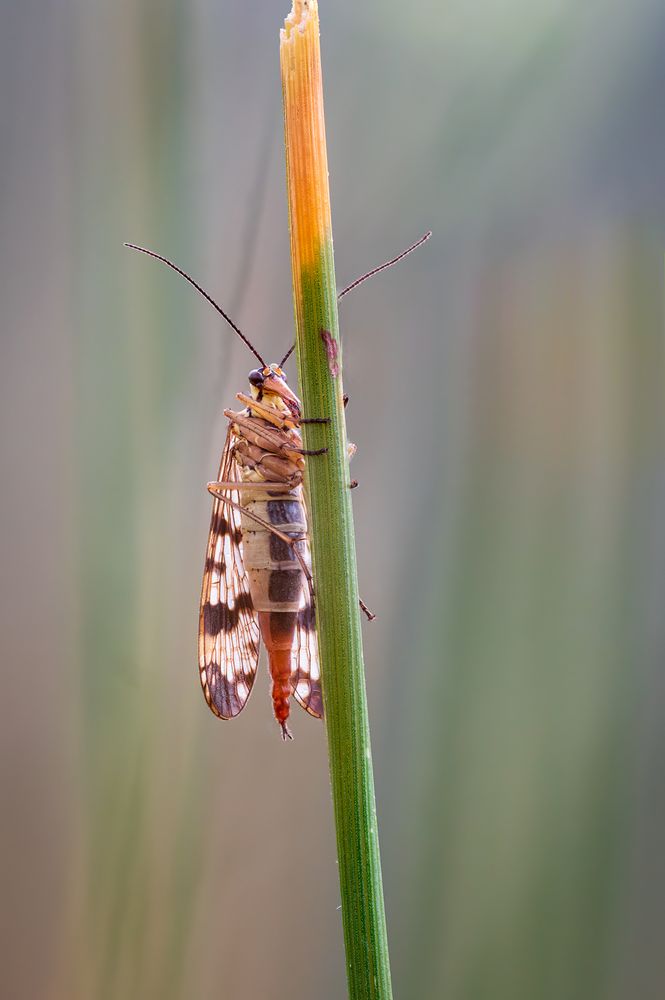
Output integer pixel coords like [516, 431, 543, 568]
[248, 368, 265, 387]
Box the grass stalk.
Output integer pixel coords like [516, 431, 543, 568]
[280, 3, 393, 999]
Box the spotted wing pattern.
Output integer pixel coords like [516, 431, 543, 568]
[290, 538, 323, 718]
[198, 427, 260, 718]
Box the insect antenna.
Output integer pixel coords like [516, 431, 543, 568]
[337, 230, 432, 300]
[278, 230, 432, 367]
[124, 243, 266, 366]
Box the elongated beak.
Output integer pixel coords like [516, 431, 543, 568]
[262, 375, 301, 418]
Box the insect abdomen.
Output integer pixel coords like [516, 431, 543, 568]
[239, 495, 306, 612]
[240, 493, 308, 737]
[258, 610, 296, 735]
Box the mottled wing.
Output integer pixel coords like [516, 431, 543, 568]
[291, 535, 323, 718]
[199, 427, 260, 718]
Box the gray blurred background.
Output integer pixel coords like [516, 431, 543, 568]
[2, 1, 664, 998]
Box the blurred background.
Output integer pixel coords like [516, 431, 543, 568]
[2, 1, 664, 998]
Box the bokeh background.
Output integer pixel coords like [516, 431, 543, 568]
[2, 1, 664, 998]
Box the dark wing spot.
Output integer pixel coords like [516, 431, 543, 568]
[236, 591, 254, 613]
[297, 604, 316, 631]
[203, 600, 256, 635]
[205, 555, 225, 574]
[208, 677, 242, 718]
[308, 687, 324, 717]
[211, 512, 242, 545]
[213, 513, 229, 534]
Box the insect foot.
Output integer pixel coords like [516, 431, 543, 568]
[300, 416, 330, 425]
[359, 598, 376, 622]
[280, 722, 294, 741]
[298, 446, 329, 456]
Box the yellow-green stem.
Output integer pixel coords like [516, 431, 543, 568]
[280, 3, 393, 998]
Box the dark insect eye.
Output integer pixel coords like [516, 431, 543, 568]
[248, 369, 265, 387]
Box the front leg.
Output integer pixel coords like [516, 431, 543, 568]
[296, 446, 328, 456]
[235, 393, 329, 430]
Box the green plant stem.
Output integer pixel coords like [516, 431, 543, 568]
[280, 3, 393, 997]
[299, 275, 393, 1000]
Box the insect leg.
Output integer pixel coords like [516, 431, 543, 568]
[235, 395, 329, 430]
[226, 409, 325, 462]
[359, 598, 376, 621]
[295, 446, 328, 456]
[235, 393, 298, 431]
[207, 484, 315, 601]
[205, 480, 293, 495]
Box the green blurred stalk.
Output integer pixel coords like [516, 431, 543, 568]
[281, 3, 393, 998]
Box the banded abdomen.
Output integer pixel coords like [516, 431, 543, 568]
[239, 494, 307, 731]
